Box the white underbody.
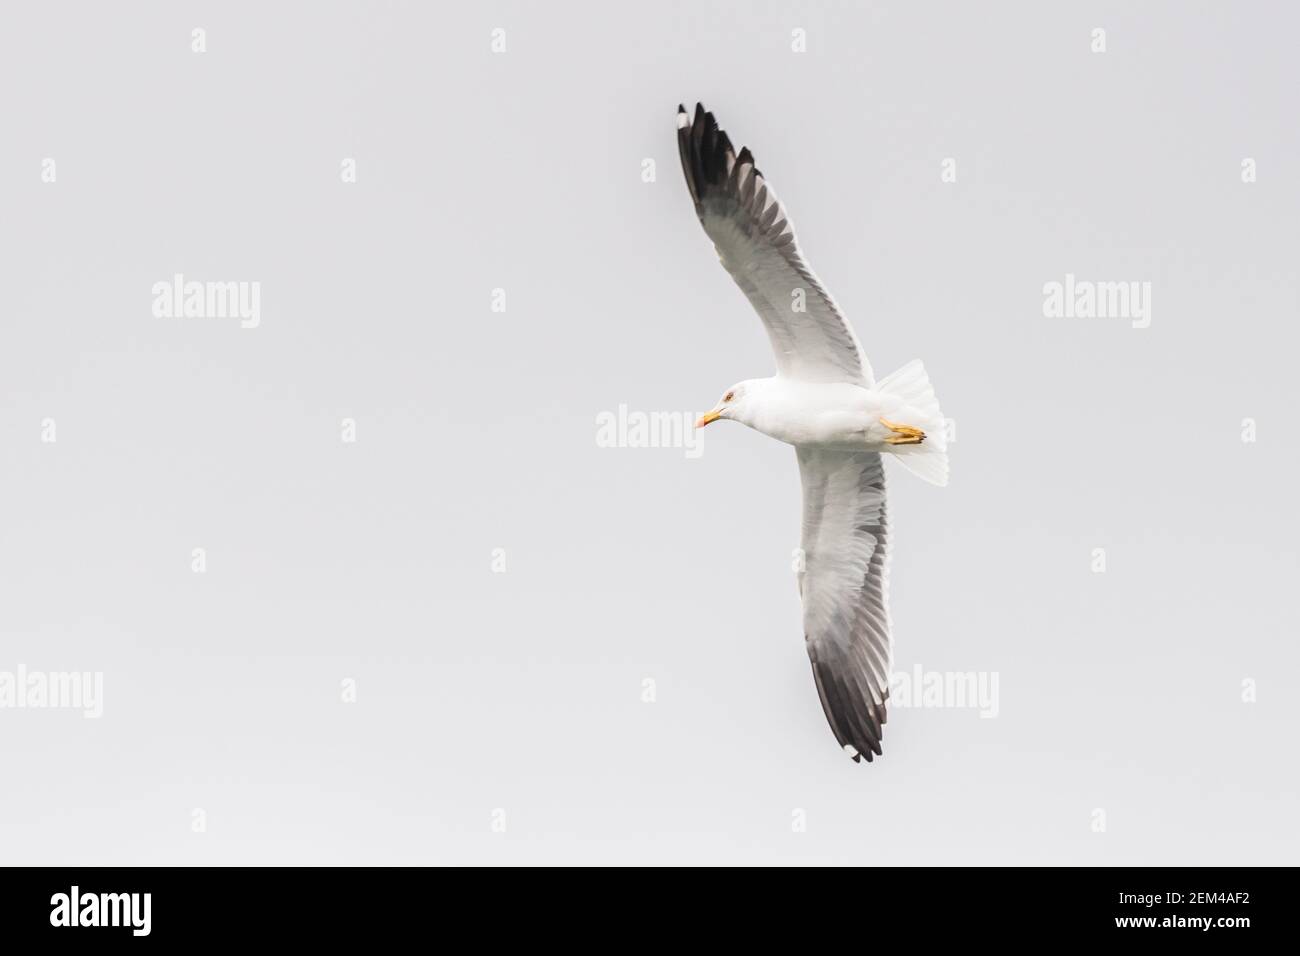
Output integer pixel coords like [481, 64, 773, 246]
[714, 365, 948, 486]
[741, 378, 938, 453]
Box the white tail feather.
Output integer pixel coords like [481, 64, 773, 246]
[877, 360, 949, 487]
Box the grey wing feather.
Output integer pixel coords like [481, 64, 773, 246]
[677, 103, 872, 385]
[797, 447, 892, 762]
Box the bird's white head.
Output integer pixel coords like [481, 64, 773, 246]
[696, 379, 764, 429]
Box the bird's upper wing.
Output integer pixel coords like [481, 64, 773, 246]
[796, 446, 891, 762]
[677, 103, 872, 385]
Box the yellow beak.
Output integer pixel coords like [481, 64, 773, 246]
[695, 410, 722, 428]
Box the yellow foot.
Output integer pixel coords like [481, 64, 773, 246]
[881, 418, 925, 445]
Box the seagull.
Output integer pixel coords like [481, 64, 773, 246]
[677, 103, 949, 763]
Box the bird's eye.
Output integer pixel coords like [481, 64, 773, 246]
[724, 391, 735, 402]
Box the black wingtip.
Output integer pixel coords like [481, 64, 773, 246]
[678, 101, 740, 216]
[809, 657, 887, 766]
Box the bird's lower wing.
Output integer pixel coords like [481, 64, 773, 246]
[796, 447, 892, 762]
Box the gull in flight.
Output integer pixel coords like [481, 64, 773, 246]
[677, 103, 949, 763]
